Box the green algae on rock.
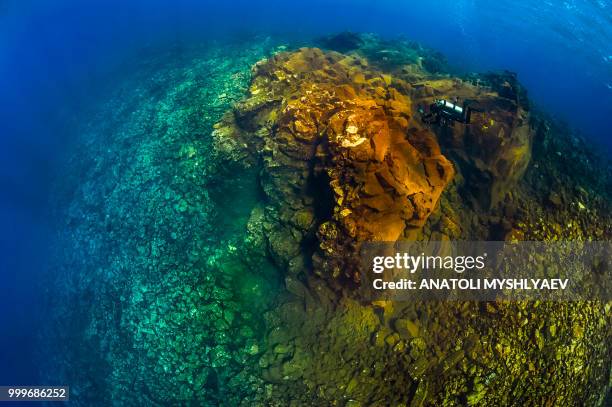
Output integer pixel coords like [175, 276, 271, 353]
[44, 33, 611, 406]
[212, 44, 536, 288]
[212, 34, 610, 406]
[43, 39, 288, 406]
[213, 47, 456, 287]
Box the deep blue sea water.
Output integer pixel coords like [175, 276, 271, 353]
[0, 0, 610, 388]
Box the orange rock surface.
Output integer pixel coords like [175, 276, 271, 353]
[408, 73, 532, 208]
[214, 48, 454, 283]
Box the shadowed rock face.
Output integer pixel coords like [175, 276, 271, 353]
[212, 40, 609, 406]
[45, 35, 611, 406]
[214, 47, 455, 284]
[408, 72, 533, 209]
[214, 46, 535, 287]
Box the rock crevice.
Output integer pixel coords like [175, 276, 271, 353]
[213, 47, 456, 285]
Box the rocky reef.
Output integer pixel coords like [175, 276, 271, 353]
[214, 47, 455, 287]
[212, 34, 610, 405]
[212, 43, 534, 287]
[45, 34, 610, 406]
[43, 39, 286, 406]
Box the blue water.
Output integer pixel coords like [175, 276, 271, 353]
[0, 0, 610, 387]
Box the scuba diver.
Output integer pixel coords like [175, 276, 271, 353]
[418, 98, 483, 126]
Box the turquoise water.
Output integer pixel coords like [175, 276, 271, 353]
[36, 42, 284, 404]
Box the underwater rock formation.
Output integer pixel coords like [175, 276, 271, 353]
[318, 31, 365, 53]
[212, 36, 610, 406]
[43, 40, 287, 406]
[215, 48, 456, 285]
[47, 34, 610, 406]
[411, 71, 533, 208]
[320, 33, 534, 209]
[213, 46, 535, 285]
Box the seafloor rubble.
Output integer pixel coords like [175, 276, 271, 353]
[43, 39, 285, 406]
[45, 34, 610, 406]
[213, 34, 610, 405]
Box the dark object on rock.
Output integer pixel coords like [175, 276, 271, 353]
[318, 32, 365, 53]
[481, 70, 530, 110]
[420, 50, 449, 73]
[412, 71, 534, 209]
[419, 99, 483, 126]
[547, 191, 563, 207]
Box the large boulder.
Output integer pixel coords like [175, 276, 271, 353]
[213, 48, 454, 285]
[410, 72, 533, 208]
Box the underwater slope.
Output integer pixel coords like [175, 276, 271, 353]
[43, 39, 286, 405]
[45, 34, 610, 405]
[211, 35, 610, 406]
